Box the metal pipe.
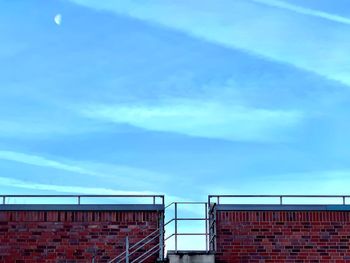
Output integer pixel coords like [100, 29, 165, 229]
[206, 195, 350, 206]
[175, 202, 178, 253]
[128, 232, 160, 257]
[207, 195, 350, 198]
[205, 203, 208, 252]
[0, 195, 165, 206]
[125, 236, 129, 263]
[129, 229, 159, 250]
[159, 212, 164, 261]
[0, 194, 164, 198]
[131, 243, 160, 263]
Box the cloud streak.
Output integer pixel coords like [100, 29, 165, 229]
[252, 0, 350, 25]
[0, 176, 188, 205]
[82, 100, 303, 142]
[69, 0, 350, 86]
[0, 176, 154, 196]
[0, 150, 170, 185]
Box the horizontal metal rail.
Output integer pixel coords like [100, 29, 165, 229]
[208, 195, 350, 205]
[175, 233, 208, 236]
[165, 201, 206, 209]
[0, 194, 164, 205]
[165, 202, 209, 252]
[176, 217, 207, 221]
[165, 232, 208, 239]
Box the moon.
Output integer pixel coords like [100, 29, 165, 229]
[54, 14, 62, 26]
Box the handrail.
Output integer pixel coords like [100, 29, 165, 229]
[165, 201, 206, 209]
[208, 195, 350, 205]
[128, 232, 160, 258]
[165, 202, 209, 252]
[109, 228, 160, 262]
[0, 194, 164, 205]
[138, 245, 160, 263]
[165, 233, 175, 241]
[129, 229, 160, 251]
[107, 228, 161, 263]
[132, 243, 160, 263]
[164, 218, 175, 227]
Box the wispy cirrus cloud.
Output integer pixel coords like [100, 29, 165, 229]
[81, 100, 303, 142]
[0, 150, 170, 186]
[0, 176, 154, 196]
[252, 0, 350, 25]
[210, 169, 350, 196]
[0, 176, 188, 205]
[69, 0, 350, 86]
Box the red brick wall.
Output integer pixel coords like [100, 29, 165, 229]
[216, 210, 350, 263]
[0, 210, 161, 263]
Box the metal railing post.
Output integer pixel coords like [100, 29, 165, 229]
[159, 211, 164, 260]
[125, 236, 129, 263]
[78, 196, 81, 205]
[280, 196, 283, 205]
[205, 203, 208, 252]
[212, 205, 217, 251]
[175, 202, 178, 253]
[2, 196, 5, 205]
[343, 196, 346, 205]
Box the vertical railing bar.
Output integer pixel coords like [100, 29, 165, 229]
[78, 196, 81, 205]
[159, 211, 164, 260]
[153, 196, 155, 205]
[175, 202, 178, 253]
[125, 236, 129, 263]
[280, 196, 283, 205]
[205, 203, 208, 252]
[213, 204, 217, 251]
[343, 196, 346, 205]
[2, 196, 5, 205]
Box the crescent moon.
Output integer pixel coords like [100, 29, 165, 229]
[54, 14, 62, 26]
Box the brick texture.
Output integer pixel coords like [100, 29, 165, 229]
[216, 210, 350, 263]
[0, 210, 161, 263]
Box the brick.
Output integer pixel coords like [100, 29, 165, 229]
[215, 211, 350, 263]
[0, 211, 160, 263]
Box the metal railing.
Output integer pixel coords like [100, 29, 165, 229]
[0, 195, 164, 205]
[164, 202, 209, 252]
[107, 229, 162, 263]
[1, 194, 165, 262]
[208, 195, 350, 206]
[207, 195, 350, 252]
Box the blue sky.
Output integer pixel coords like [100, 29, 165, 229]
[1, 0, 350, 202]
